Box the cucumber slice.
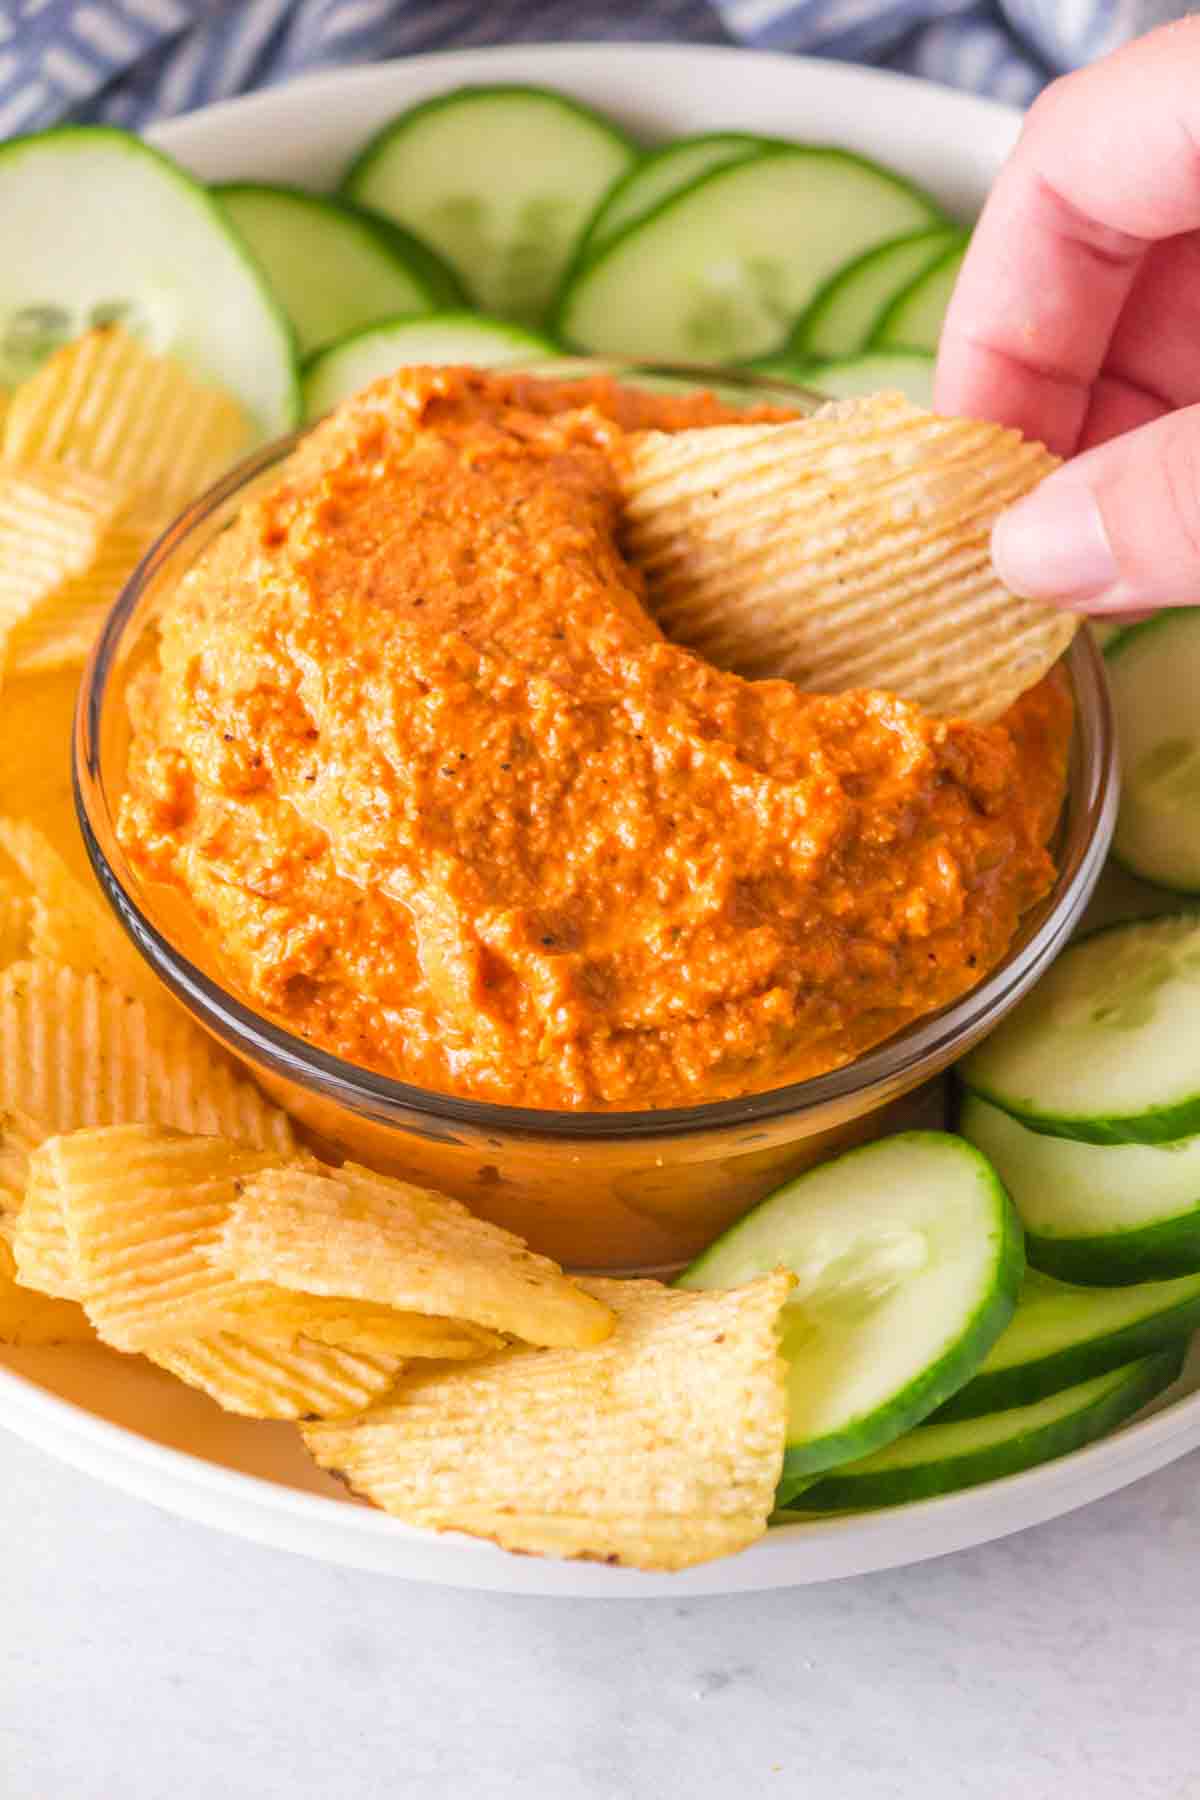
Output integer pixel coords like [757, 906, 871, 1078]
[960, 1093, 1200, 1282]
[933, 1266, 1200, 1419]
[302, 313, 558, 419]
[799, 1349, 1185, 1510]
[0, 126, 297, 434]
[577, 133, 770, 262]
[1106, 611, 1200, 893]
[555, 147, 941, 365]
[871, 240, 966, 352]
[343, 86, 637, 327]
[788, 227, 961, 359]
[961, 916, 1200, 1146]
[678, 1132, 1022, 1479]
[1089, 618, 1124, 652]
[773, 1474, 818, 1512]
[753, 349, 934, 407]
[217, 184, 464, 357]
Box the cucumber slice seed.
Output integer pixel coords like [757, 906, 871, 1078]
[678, 1131, 1022, 1478]
[871, 239, 966, 353]
[932, 1266, 1200, 1419]
[555, 145, 941, 365]
[217, 183, 464, 357]
[1106, 610, 1200, 894]
[301, 312, 558, 419]
[788, 226, 961, 359]
[798, 1349, 1185, 1510]
[961, 915, 1200, 1146]
[960, 1093, 1200, 1283]
[0, 125, 298, 433]
[343, 85, 637, 327]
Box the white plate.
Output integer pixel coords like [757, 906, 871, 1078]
[6, 44, 1198, 1597]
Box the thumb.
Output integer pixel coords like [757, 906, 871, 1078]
[991, 405, 1200, 614]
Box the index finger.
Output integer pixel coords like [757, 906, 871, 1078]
[934, 17, 1200, 454]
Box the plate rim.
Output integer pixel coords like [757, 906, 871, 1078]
[144, 39, 1027, 139]
[7, 1338, 1200, 1521]
[3, 1344, 1198, 1595]
[8, 39, 1196, 1594]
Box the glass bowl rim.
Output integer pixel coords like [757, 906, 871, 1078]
[75, 395, 1118, 1145]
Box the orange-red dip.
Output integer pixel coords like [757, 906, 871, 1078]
[119, 368, 1072, 1110]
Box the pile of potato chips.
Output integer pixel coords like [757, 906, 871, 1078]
[0, 332, 1073, 1570]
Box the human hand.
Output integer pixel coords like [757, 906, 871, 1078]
[934, 18, 1200, 616]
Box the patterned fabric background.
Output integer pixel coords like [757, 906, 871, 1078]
[1, 0, 1195, 141]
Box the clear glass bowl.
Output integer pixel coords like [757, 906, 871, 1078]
[75, 376, 1118, 1271]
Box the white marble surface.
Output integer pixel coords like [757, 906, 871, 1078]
[3, 1433, 1200, 1799]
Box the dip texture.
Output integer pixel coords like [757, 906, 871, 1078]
[119, 369, 1073, 1111]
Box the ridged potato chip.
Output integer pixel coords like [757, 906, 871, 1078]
[2, 328, 251, 531]
[0, 1236, 94, 1347]
[0, 1107, 44, 1242]
[0, 465, 145, 677]
[0, 1108, 92, 1341]
[305, 1315, 500, 1358]
[621, 393, 1076, 723]
[11, 1127, 400, 1411]
[6, 1140, 396, 1400]
[0, 818, 166, 1011]
[0, 465, 116, 612]
[211, 1161, 614, 1350]
[215, 1292, 505, 1361]
[38, 1126, 502, 1363]
[0, 960, 293, 1149]
[7, 518, 147, 676]
[12, 1153, 76, 1298]
[301, 1272, 794, 1572]
[35, 1127, 286, 1349]
[149, 1332, 401, 1421]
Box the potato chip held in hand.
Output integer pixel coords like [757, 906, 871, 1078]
[621, 392, 1076, 722]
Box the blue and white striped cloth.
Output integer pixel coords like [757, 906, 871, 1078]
[1, 0, 1193, 140]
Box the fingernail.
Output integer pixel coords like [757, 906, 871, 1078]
[992, 476, 1119, 604]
